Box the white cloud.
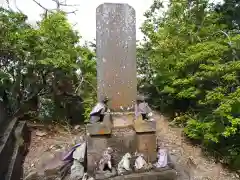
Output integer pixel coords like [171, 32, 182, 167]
[0, 0, 153, 42]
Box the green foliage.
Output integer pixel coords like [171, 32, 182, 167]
[139, 0, 240, 169]
[0, 8, 96, 124]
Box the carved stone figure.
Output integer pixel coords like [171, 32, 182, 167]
[154, 147, 168, 168]
[134, 153, 147, 170]
[134, 95, 153, 121]
[96, 147, 117, 179]
[98, 147, 113, 172]
[117, 153, 132, 175]
[89, 97, 110, 123]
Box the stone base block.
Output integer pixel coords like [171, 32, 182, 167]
[108, 169, 177, 180]
[86, 123, 112, 135]
[87, 135, 111, 175]
[87, 128, 136, 176]
[136, 132, 157, 163]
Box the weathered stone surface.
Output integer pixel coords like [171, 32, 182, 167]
[37, 151, 65, 177]
[96, 3, 137, 110]
[112, 114, 134, 128]
[136, 133, 157, 163]
[108, 170, 177, 180]
[87, 135, 109, 175]
[86, 123, 112, 135]
[87, 128, 137, 176]
[87, 113, 113, 135]
[134, 119, 156, 133]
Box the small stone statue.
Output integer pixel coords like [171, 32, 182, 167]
[98, 147, 114, 171]
[134, 95, 153, 121]
[96, 147, 117, 179]
[89, 96, 110, 124]
[154, 147, 168, 168]
[134, 152, 147, 170]
[117, 153, 132, 175]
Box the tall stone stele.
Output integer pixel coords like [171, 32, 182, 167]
[96, 3, 137, 111]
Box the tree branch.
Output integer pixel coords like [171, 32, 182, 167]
[32, 0, 51, 11]
[51, 0, 80, 7]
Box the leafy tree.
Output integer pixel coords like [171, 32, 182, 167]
[0, 8, 96, 124]
[215, 0, 240, 30]
[139, 0, 240, 168]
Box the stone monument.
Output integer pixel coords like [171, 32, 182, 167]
[87, 3, 177, 179]
[96, 3, 137, 111]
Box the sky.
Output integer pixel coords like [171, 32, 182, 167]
[0, 0, 154, 42]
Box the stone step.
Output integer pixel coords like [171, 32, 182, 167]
[108, 170, 177, 180]
[0, 118, 18, 178]
[4, 121, 29, 180]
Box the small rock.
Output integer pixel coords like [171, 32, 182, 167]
[236, 173, 240, 178]
[74, 125, 81, 130]
[36, 130, 47, 137]
[70, 160, 84, 179]
[44, 167, 60, 177]
[24, 171, 39, 180]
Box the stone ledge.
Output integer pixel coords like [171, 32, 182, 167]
[86, 123, 112, 135]
[112, 114, 134, 128]
[134, 120, 156, 133]
[108, 169, 177, 180]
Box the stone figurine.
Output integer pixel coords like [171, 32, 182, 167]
[89, 96, 110, 123]
[134, 95, 153, 121]
[154, 147, 168, 168]
[134, 152, 147, 170]
[96, 147, 117, 179]
[98, 147, 114, 172]
[117, 153, 132, 175]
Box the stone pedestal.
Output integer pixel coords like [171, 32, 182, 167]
[87, 134, 111, 175]
[134, 118, 157, 163]
[86, 127, 137, 176]
[86, 114, 113, 175]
